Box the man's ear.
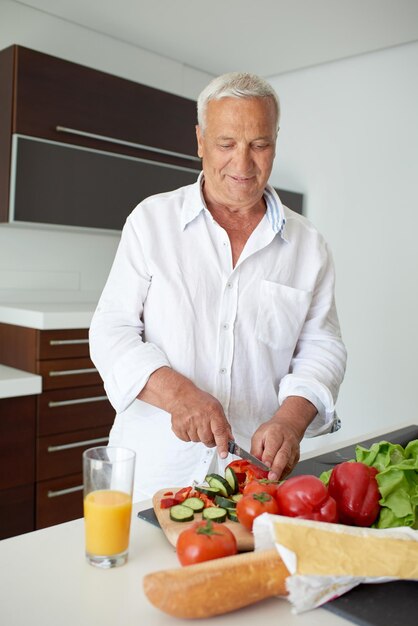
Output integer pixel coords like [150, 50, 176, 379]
[195, 125, 204, 159]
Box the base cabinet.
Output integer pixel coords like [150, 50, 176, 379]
[0, 323, 115, 533]
[0, 395, 36, 539]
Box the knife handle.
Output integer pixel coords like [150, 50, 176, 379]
[143, 548, 289, 619]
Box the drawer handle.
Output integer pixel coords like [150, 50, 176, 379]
[55, 125, 201, 163]
[47, 484, 84, 498]
[48, 395, 108, 408]
[47, 436, 109, 453]
[49, 367, 97, 377]
[49, 339, 89, 346]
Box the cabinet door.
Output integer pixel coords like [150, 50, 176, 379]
[37, 425, 110, 481]
[36, 473, 83, 529]
[37, 385, 114, 436]
[0, 396, 35, 489]
[14, 46, 197, 162]
[0, 484, 34, 539]
[38, 328, 90, 359]
[37, 357, 102, 390]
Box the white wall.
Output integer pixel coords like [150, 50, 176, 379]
[268, 41, 418, 450]
[0, 0, 211, 304]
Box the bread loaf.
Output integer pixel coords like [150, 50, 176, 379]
[143, 548, 289, 619]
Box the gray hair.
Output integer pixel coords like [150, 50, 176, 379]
[197, 72, 280, 133]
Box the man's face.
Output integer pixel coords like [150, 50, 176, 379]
[196, 97, 277, 211]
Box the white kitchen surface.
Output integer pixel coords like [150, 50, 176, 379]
[0, 500, 353, 626]
[0, 364, 42, 399]
[0, 301, 96, 329]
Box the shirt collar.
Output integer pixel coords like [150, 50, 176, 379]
[181, 172, 287, 241]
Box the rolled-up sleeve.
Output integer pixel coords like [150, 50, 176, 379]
[278, 241, 347, 436]
[89, 215, 170, 413]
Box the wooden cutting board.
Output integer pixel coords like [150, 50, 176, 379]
[152, 488, 254, 552]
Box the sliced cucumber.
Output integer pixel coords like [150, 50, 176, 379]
[194, 485, 220, 497]
[205, 473, 232, 497]
[202, 506, 227, 523]
[226, 508, 239, 522]
[214, 494, 237, 509]
[169, 504, 194, 522]
[231, 493, 243, 503]
[182, 497, 205, 512]
[225, 466, 239, 494]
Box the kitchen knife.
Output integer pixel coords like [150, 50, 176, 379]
[227, 439, 270, 472]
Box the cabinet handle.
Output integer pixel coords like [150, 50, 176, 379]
[49, 338, 89, 346]
[48, 395, 108, 408]
[47, 436, 109, 453]
[47, 484, 84, 498]
[55, 125, 201, 163]
[49, 367, 97, 377]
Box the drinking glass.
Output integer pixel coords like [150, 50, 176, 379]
[83, 446, 136, 568]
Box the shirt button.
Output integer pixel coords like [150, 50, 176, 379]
[219, 368, 227, 374]
[223, 241, 228, 247]
[222, 323, 229, 330]
[227, 282, 233, 289]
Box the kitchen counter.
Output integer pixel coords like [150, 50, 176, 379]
[0, 301, 96, 329]
[0, 363, 42, 399]
[0, 499, 353, 626]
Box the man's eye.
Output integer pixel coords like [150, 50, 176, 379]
[253, 143, 269, 150]
[219, 144, 233, 149]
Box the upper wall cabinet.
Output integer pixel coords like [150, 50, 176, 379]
[0, 45, 201, 229]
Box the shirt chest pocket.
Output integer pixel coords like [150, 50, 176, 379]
[255, 280, 313, 351]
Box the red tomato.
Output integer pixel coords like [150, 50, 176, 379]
[243, 479, 279, 497]
[176, 520, 237, 566]
[236, 492, 280, 531]
[275, 475, 338, 523]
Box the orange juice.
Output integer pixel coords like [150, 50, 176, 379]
[84, 489, 132, 556]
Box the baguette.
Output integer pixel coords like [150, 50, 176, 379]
[143, 548, 289, 619]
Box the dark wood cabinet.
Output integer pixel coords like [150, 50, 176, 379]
[0, 45, 199, 225]
[0, 395, 36, 539]
[0, 324, 115, 531]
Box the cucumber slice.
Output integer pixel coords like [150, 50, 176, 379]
[214, 494, 237, 509]
[182, 497, 205, 512]
[194, 485, 220, 497]
[202, 507, 227, 523]
[226, 508, 239, 522]
[231, 493, 243, 503]
[205, 473, 232, 497]
[169, 504, 194, 522]
[225, 466, 239, 494]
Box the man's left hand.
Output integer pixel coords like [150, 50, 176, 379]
[250, 397, 318, 481]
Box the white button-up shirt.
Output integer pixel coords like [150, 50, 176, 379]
[89, 174, 346, 500]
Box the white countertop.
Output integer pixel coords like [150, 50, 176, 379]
[0, 500, 353, 626]
[0, 364, 42, 399]
[0, 301, 96, 329]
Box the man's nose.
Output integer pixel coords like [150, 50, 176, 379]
[233, 145, 253, 173]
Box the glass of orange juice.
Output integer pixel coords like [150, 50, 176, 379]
[83, 446, 136, 568]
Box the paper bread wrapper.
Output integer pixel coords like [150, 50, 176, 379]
[253, 513, 418, 613]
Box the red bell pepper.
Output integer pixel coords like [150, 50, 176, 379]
[275, 474, 338, 523]
[328, 461, 381, 527]
[226, 460, 269, 492]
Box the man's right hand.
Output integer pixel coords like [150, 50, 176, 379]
[137, 366, 232, 459]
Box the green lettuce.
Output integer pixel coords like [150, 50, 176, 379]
[355, 439, 418, 529]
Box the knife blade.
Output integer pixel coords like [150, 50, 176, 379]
[227, 440, 270, 472]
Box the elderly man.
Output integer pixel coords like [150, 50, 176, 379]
[89, 72, 346, 501]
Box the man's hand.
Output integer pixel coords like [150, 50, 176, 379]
[251, 397, 318, 481]
[138, 366, 232, 458]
